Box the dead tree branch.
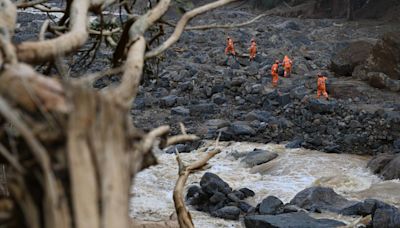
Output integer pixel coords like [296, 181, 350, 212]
[173, 148, 221, 228]
[145, 0, 238, 59]
[16, 0, 91, 63]
[186, 11, 272, 30]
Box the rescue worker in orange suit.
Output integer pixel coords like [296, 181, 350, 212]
[249, 38, 257, 61]
[271, 60, 280, 87]
[317, 73, 329, 100]
[282, 55, 293, 78]
[225, 37, 236, 56]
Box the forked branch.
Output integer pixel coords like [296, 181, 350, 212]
[173, 148, 221, 228]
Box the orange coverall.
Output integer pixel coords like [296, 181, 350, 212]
[225, 38, 236, 56]
[317, 76, 329, 99]
[271, 63, 279, 87]
[249, 41, 257, 61]
[282, 55, 292, 77]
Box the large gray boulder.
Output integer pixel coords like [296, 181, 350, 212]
[330, 41, 374, 76]
[241, 149, 278, 167]
[244, 212, 345, 228]
[368, 154, 400, 180]
[289, 187, 356, 213]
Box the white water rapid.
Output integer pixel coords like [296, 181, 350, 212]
[130, 142, 400, 227]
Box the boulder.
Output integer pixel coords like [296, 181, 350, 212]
[244, 110, 272, 123]
[241, 149, 278, 167]
[367, 72, 400, 92]
[244, 212, 345, 228]
[367, 153, 396, 174]
[285, 138, 304, 149]
[165, 144, 190, 154]
[200, 172, 232, 195]
[211, 206, 241, 220]
[277, 93, 291, 106]
[367, 32, 400, 80]
[238, 201, 254, 213]
[372, 202, 400, 228]
[189, 103, 218, 115]
[171, 106, 190, 116]
[289, 187, 356, 213]
[230, 122, 256, 136]
[330, 41, 374, 76]
[160, 95, 177, 107]
[258, 196, 284, 215]
[238, 188, 255, 198]
[380, 154, 400, 180]
[307, 98, 337, 114]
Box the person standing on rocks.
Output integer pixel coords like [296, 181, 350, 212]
[225, 36, 236, 57]
[249, 38, 257, 61]
[271, 60, 280, 87]
[317, 73, 329, 100]
[282, 55, 293, 77]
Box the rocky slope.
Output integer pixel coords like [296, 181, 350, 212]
[128, 7, 400, 158]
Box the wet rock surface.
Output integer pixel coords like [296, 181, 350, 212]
[244, 212, 345, 228]
[289, 187, 357, 213]
[186, 172, 255, 220]
[368, 153, 400, 180]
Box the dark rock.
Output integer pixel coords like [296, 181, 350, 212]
[277, 93, 291, 106]
[283, 204, 306, 213]
[200, 172, 232, 195]
[244, 212, 346, 228]
[171, 106, 190, 116]
[367, 32, 400, 80]
[290, 86, 308, 100]
[160, 95, 177, 107]
[238, 201, 254, 213]
[211, 206, 241, 220]
[286, 139, 304, 149]
[381, 154, 400, 180]
[189, 103, 218, 115]
[212, 93, 227, 105]
[289, 187, 356, 213]
[227, 192, 241, 202]
[238, 188, 255, 198]
[340, 199, 379, 216]
[232, 190, 245, 200]
[245, 110, 272, 123]
[372, 202, 400, 228]
[259, 196, 284, 215]
[330, 41, 374, 76]
[209, 192, 227, 204]
[307, 98, 337, 114]
[186, 185, 201, 200]
[193, 53, 208, 64]
[241, 149, 278, 167]
[230, 122, 256, 136]
[165, 144, 190, 154]
[394, 139, 400, 149]
[367, 153, 396, 176]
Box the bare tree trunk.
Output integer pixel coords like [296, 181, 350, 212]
[0, 0, 239, 227]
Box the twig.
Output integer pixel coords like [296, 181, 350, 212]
[0, 143, 25, 173]
[38, 20, 50, 41]
[186, 11, 272, 30]
[145, 0, 239, 59]
[16, 0, 48, 8]
[167, 135, 199, 146]
[78, 65, 125, 85]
